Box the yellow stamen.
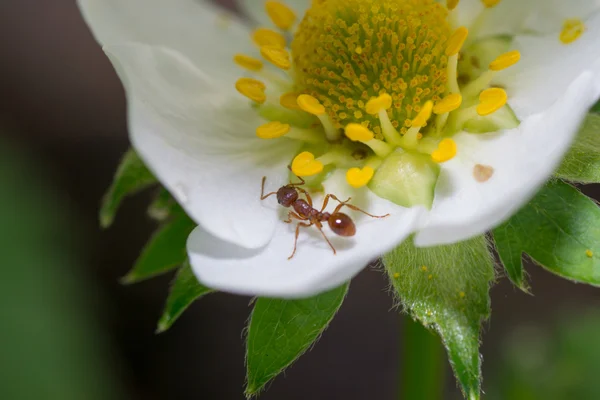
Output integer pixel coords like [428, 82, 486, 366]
[482, 0, 501, 7]
[260, 46, 291, 70]
[345, 124, 393, 158]
[265, 1, 297, 31]
[477, 88, 507, 116]
[404, 102, 433, 150]
[446, 27, 469, 56]
[489, 50, 521, 71]
[298, 94, 340, 141]
[235, 77, 266, 104]
[365, 94, 402, 146]
[434, 94, 463, 114]
[411, 101, 434, 127]
[297, 94, 325, 115]
[345, 123, 374, 141]
[393, 273, 400, 279]
[431, 138, 457, 163]
[252, 28, 287, 48]
[233, 54, 264, 72]
[280, 92, 301, 110]
[366, 94, 393, 115]
[291, 151, 324, 177]
[586, 249, 594, 258]
[256, 121, 290, 139]
[447, 0, 460, 10]
[560, 19, 586, 44]
[346, 166, 375, 188]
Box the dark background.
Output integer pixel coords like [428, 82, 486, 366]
[1, 1, 599, 399]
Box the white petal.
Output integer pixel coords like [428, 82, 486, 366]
[522, 0, 600, 34]
[415, 71, 600, 247]
[188, 170, 424, 298]
[237, 0, 311, 27]
[78, 0, 252, 82]
[500, 11, 600, 118]
[105, 43, 300, 249]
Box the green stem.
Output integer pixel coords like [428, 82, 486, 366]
[401, 315, 445, 400]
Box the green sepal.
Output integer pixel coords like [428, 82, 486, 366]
[494, 180, 600, 290]
[383, 236, 494, 400]
[147, 188, 178, 222]
[156, 260, 214, 333]
[121, 210, 196, 284]
[245, 283, 349, 397]
[100, 149, 157, 228]
[555, 113, 600, 183]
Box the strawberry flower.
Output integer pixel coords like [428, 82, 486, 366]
[79, 0, 600, 297]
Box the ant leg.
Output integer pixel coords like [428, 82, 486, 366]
[284, 211, 306, 224]
[289, 222, 313, 260]
[287, 165, 306, 187]
[315, 222, 337, 255]
[296, 187, 313, 207]
[319, 194, 331, 212]
[330, 195, 390, 218]
[260, 176, 278, 200]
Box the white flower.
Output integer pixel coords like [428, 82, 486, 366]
[79, 0, 600, 297]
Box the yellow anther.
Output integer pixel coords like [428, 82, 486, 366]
[256, 121, 290, 139]
[355, 46, 363, 55]
[252, 28, 287, 48]
[431, 138, 457, 163]
[411, 101, 434, 127]
[447, 0, 460, 10]
[233, 54, 263, 71]
[421, 265, 428, 272]
[482, 0, 501, 7]
[260, 45, 291, 70]
[346, 166, 375, 188]
[393, 273, 400, 279]
[434, 94, 462, 114]
[235, 77, 267, 104]
[586, 249, 594, 258]
[265, 1, 296, 30]
[345, 123, 374, 142]
[280, 92, 301, 110]
[446, 27, 469, 56]
[291, 151, 324, 177]
[365, 94, 392, 115]
[477, 88, 508, 116]
[459, 291, 466, 298]
[489, 50, 521, 71]
[560, 19, 586, 44]
[297, 94, 325, 115]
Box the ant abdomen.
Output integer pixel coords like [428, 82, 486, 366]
[328, 213, 356, 237]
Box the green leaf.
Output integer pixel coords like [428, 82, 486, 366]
[156, 261, 214, 333]
[245, 284, 349, 396]
[383, 236, 494, 400]
[100, 149, 157, 228]
[494, 180, 600, 290]
[122, 211, 197, 284]
[555, 113, 600, 183]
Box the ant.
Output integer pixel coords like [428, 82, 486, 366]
[261, 169, 389, 259]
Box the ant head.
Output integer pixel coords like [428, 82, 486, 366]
[277, 186, 298, 207]
[328, 212, 356, 237]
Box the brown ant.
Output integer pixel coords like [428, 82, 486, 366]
[261, 169, 389, 259]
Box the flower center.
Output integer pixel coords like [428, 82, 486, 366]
[231, 0, 530, 208]
[291, 0, 451, 137]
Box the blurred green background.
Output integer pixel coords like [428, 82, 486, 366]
[1, 1, 600, 399]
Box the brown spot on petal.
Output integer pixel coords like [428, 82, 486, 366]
[474, 164, 494, 182]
